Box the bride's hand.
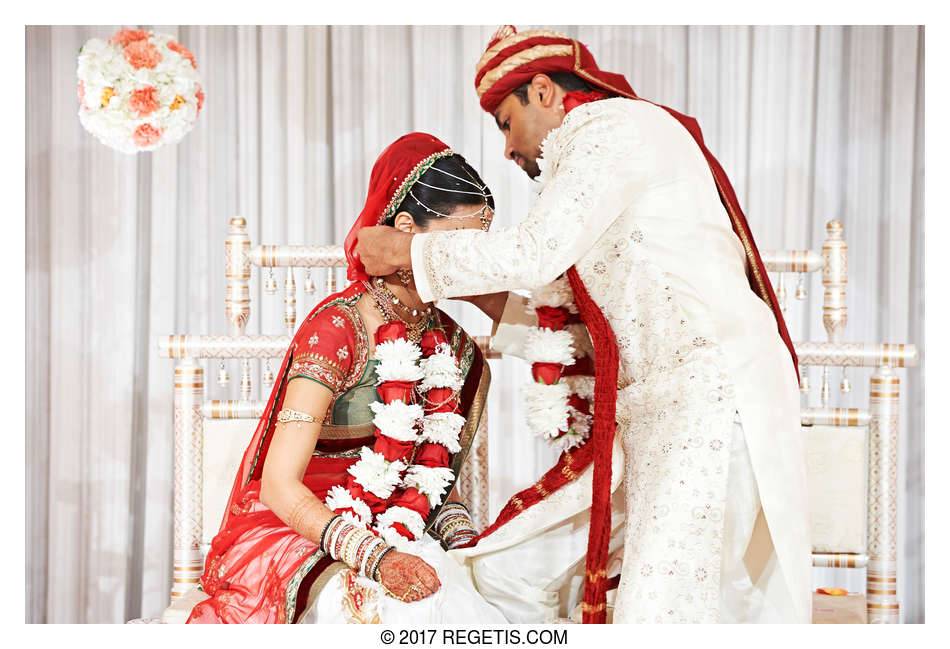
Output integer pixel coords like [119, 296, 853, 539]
[375, 550, 441, 602]
[355, 226, 413, 277]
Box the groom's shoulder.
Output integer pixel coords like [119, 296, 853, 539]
[567, 97, 669, 140]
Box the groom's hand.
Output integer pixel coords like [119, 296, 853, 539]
[355, 226, 413, 277]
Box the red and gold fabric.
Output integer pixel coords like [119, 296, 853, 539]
[187, 284, 489, 623]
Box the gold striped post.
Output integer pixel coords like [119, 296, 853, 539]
[248, 244, 346, 268]
[800, 408, 870, 427]
[867, 366, 901, 623]
[812, 553, 868, 569]
[821, 221, 848, 344]
[172, 359, 204, 599]
[795, 342, 918, 368]
[225, 217, 251, 336]
[761, 249, 824, 273]
[200, 399, 266, 419]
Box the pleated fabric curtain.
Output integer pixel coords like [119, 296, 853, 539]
[25, 25, 924, 622]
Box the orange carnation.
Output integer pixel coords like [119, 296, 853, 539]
[123, 39, 163, 70]
[129, 86, 160, 117]
[132, 123, 163, 148]
[109, 29, 149, 48]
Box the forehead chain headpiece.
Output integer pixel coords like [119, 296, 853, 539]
[408, 166, 494, 231]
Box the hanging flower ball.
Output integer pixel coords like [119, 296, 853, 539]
[76, 28, 204, 154]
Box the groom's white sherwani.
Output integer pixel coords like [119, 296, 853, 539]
[411, 97, 811, 623]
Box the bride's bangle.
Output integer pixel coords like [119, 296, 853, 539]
[321, 517, 392, 579]
[434, 502, 478, 549]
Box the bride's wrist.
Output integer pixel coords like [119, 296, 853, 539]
[321, 516, 393, 579]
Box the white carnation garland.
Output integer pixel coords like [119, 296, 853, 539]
[324, 328, 465, 548]
[523, 275, 595, 452]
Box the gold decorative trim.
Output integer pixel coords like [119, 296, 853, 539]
[423, 361, 492, 534]
[477, 44, 574, 97]
[476, 29, 570, 74]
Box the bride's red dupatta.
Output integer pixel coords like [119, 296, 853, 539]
[189, 132, 491, 623]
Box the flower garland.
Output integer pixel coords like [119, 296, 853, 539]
[523, 276, 595, 454]
[76, 28, 204, 154]
[325, 321, 465, 549]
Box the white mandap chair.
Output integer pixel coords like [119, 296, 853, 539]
[150, 218, 916, 624]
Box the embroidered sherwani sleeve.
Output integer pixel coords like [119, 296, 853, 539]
[410, 108, 646, 304]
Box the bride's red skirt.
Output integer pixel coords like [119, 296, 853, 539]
[187, 453, 362, 624]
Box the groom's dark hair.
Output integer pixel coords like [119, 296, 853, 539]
[383, 154, 495, 229]
[511, 71, 593, 105]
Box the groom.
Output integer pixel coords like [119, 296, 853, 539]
[356, 27, 811, 623]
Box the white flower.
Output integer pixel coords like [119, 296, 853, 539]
[568, 407, 592, 437]
[324, 485, 373, 526]
[377, 525, 414, 550]
[549, 427, 589, 454]
[523, 381, 571, 439]
[524, 327, 576, 366]
[347, 447, 407, 499]
[418, 348, 463, 392]
[374, 338, 425, 382]
[339, 510, 369, 528]
[375, 506, 426, 544]
[527, 276, 575, 310]
[420, 412, 465, 453]
[76, 30, 203, 154]
[403, 465, 456, 509]
[565, 375, 596, 402]
[369, 401, 423, 442]
[566, 323, 593, 358]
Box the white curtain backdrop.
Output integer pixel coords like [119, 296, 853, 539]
[25, 25, 924, 623]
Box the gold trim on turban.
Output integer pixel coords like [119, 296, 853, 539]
[476, 29, 570, 75]
[476, 43, 574, 98]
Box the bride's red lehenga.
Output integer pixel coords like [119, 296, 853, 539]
[187, 133, 490, 624]
[188, 283, 488, 623]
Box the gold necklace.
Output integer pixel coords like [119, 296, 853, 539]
[371, 277, 432, 320]
[363, 280, 431, 343]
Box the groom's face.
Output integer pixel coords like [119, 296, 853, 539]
[493, 76, 565, 179]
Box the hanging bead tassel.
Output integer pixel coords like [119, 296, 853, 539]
[776, 273, 788, 313]
[795, 272, 808, 300]
[285, 268, 297, 335]
[820, 367, 831, 406]
[217, 361, 230, 387]
[799, 371, 810, 394]
[265, 268, 278, 295]
[840, 367, 851, 393]
[303, 269, 316, 295]
[240, 359, 252, 400]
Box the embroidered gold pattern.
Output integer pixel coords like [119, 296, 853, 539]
[340, 569, 381, 624]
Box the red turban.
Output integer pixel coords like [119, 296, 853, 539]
[343, 133, 455, 282]
[474, 26, 637, 114]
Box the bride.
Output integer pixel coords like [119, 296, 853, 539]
[182, 133, 506, 624]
